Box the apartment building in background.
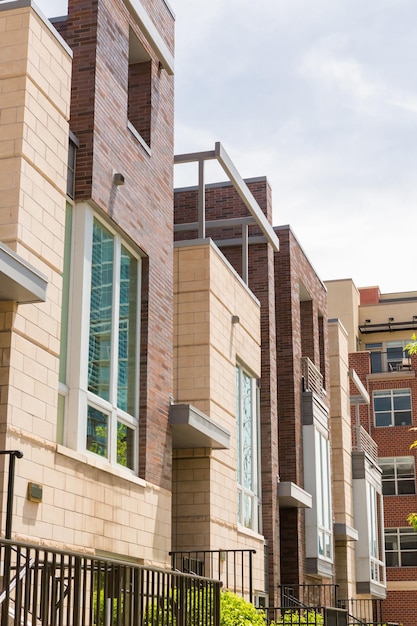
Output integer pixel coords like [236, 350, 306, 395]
[327, 279, 417, 626]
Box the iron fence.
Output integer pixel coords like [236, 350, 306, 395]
[169, 549, 255, 604]
[263, 605, 348, 625]
[279, 584, 339, 610]
[0, 539, 221, 626]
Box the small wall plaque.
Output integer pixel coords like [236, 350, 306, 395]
[27, 482, 43, 503]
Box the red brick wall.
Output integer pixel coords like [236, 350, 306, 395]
[56, 0, 175, 489]
[349, 350, 417, 623]
[382, 590, 416, 626]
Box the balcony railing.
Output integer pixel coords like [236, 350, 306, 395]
[170, 549, 256, 603]
[0, 539, 221, 626]
[352, 424, 378, 461]
[301, 357, 326, 401]
[369, 351, 411, 374]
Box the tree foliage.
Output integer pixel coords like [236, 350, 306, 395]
[405, 335, 417, 530]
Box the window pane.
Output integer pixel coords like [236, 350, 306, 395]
[382, 481, 396, 496]
[401, 552, 417, 567]
[374, 396, 391, 412]
[398, 480, 415, 495]
[385, 552, 398, 567]
[88, 220, 114, 402]
[375, 412, 392, 427]
[370, 352, 382, 373]
[243, 493, 252, 529]
[397, 459, 414, 477]
[394, 411, 411, 426]
[242, 372, 253, 490]
[380, 463, 395, 479]
[118, 247, 138, 414]
[400, 532, 417, 551]
[87, 405, 108, 458]
[117, 422, 135, 469]
[393, 394, 411, 411]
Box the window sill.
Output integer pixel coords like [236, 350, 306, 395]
[237, 524, 264, 542]
[127, 121, 152, 156]
[56, 444, 146, 488]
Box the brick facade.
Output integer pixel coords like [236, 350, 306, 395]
[55, 0, 175, 490]
[175, 178, 331, 601]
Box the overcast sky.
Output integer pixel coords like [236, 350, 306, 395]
[33, 0, 417, 293]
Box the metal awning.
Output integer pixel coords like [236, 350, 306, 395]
[0, 242, 47, 303]
[169, 403, 230, 450]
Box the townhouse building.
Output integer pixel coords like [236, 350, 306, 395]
[0, 0, 394, 623]
[174, 164, 387, 620]
[327, 279, 417, 626]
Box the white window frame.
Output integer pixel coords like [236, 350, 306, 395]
[315, 427, 332, 562]
[65, 203, 141, 472]
[366, 481, 383, 582]
[236, 364, 262, 534]
[373, 388, 412, 427]
[385, 527, 417, 568]
[379, 456, 416, 496]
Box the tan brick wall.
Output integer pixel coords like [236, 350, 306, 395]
[0, 3, 172, 567]
[328, 320, 357, 600]
[173, 240, 265, 593]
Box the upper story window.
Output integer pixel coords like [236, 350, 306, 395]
[59, 206, 141, 471]
[373, 389, 412, 427]
[379, 457, 415, 495]
[236, 365, 261, 534]
[366, 340, 411, 373]
[128, 28, 152, 152]
[66, 132, 79, 199]
[385, 528, 417, 567]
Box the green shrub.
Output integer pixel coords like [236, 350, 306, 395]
[220, 590, 266, 626]
[273, 610, 324, 625]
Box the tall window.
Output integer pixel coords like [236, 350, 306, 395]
[379, 457, 415, 495]
[236, 365, 261, 533]
[128, 28, 152, 150]
[373, 389, 412, 427]
[61, 208, 141, 471]
[86, 219, 139, 469]
[315, 428, 332, 560]
[385, 528, 417, 567]
[367, 482, 382, 582]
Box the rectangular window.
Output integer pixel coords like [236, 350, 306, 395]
[86, 218, 139, 469]
[379, 457, 415, 496]
[236, 365, 261, 533]
[367, 482, 381, 582]
[128, 28, 152, 150]
[385, 528, 417, 567]
[62, 207, 141, 471]
[373, 389, 412, 427]
[315, 428, 332, 560]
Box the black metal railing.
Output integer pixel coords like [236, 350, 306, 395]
[263, 605, 348, 625]
[169, 549, 255, 603]
[279, 584, 339, 610]
[0, 539, 221, 625]
[338, 598, 400, 626]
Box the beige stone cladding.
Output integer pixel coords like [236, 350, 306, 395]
[326, 279, 361, 353]
[0, 0, 70, 534]
[173, 240, 265, 594]
[0, 3, 172, 567]
[328, 320, 357, 601]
